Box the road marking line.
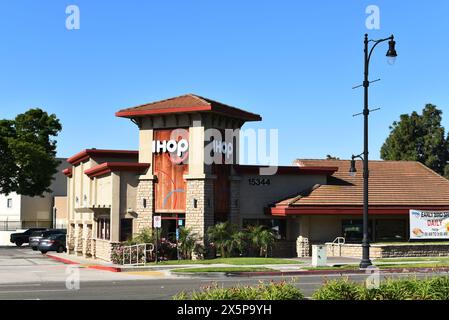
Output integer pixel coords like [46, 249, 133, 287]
[0, 289, 69, 294]
[125, 271, 165, 277]
[0, 284, 41, 287]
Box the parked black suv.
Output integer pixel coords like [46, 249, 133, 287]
[29, 229, 67, 251]
[10, 228, 47, 247]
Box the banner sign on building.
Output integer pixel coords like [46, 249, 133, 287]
[409, 209, 449, 239]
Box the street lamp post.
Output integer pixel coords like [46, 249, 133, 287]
[350, 34, 397, 269]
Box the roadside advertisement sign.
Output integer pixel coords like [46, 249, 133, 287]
[409, 209, 449, 239]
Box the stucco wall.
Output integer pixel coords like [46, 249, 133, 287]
[20, 193, 53, 225]
[239, 174, 326, 220]
[95, 175, 112, 207]
[119, 172, 139, 216]
[54, 196, 68, 228]
[0, 193, 21, 222]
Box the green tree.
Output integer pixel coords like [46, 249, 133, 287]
[207, 222, 232, 258]
[178, 227, 201, 260]
[227, 226, 247, 257]
[0, 109, 62, 196]
[380, 104, 449, 177]
[246, 225, 276, 258]
[326, 155, 340, 160]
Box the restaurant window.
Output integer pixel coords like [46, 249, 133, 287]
[97, 218, 110, 240]
[242, 218, 287, 240]
[342, 219, 373, 243]
[375, 219, 406, 242]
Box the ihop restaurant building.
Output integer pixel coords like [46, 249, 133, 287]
[64, 94, 449, 261]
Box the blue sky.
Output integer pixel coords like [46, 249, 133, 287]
[1, 1, 448, 165]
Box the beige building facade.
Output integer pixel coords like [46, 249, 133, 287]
[64, 94, 449, 261]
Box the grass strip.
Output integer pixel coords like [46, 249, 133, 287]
[172, 266, 274, 273]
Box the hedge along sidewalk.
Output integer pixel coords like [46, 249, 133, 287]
[145, 257, 302, 266]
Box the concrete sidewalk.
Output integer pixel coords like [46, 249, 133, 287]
[45, 253, 362, 273]
[44, 253, 449, 278]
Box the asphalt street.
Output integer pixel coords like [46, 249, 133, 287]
[0, 247, 447, 300]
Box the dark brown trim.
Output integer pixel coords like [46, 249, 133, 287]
[271, 205, 449, 216]
[233, 165, 338, 175]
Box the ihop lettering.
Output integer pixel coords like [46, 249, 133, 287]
[152, 139, 189, 157]
[212, 140, 233, 159]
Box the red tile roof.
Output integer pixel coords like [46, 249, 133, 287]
[84, 162, 150, 178]
[275, 159, 449, 207]
[115, 94, 262, 121]
[67, 149, 139, 165]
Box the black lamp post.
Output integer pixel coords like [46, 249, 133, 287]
[350, 34, 397, 269]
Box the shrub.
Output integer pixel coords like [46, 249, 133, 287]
[258, 281, 305, 300]
[313, 276, 449, 300]
[111, 245, 146, 265]
[111, 228, 176, 264]
[427, 276, 449, 300]
[173, 281, 304, 300]
[312, 278, 364, 300]
[178, 227, 201, 260]
[125, 227, 154, 245]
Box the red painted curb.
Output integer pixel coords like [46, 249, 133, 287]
[45, 254, 122, 272]
[87, 265, 122, 272]
[45, 254, 79, 265]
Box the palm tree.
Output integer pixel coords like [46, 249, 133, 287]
[258, 229, 276, 258]
[227, 226, 246, 257]
[246, 225, 276, 257]
[207, 222, 231, 258]
[178, 227, 200, 260]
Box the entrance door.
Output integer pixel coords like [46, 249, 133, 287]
[158, 213, 185, 242]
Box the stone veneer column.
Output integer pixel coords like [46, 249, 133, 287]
[75, 224, 83, 255]
[185, 178, 215, 257]
[229, 177, 241, 226]
[67, 223, 75, 252]
[135, 178, 154, 233]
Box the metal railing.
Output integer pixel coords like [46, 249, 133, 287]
[333, 237, 346, 245]
[328, 237, 346, 257]
[122, 243, 155, 266]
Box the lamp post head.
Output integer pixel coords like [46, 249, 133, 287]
[386, 35, 397, 65]
[349, 158, 357, 177]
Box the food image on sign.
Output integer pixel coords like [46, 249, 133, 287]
[409, 210, 449, 239]
[412, 228, 424, 237]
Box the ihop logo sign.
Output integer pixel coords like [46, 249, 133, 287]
[212, 140, 233, 159]
[152, 139, 233, 158]
[152, 139, 189, 157]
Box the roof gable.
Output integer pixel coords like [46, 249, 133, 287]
[115, 94, 262, 122]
